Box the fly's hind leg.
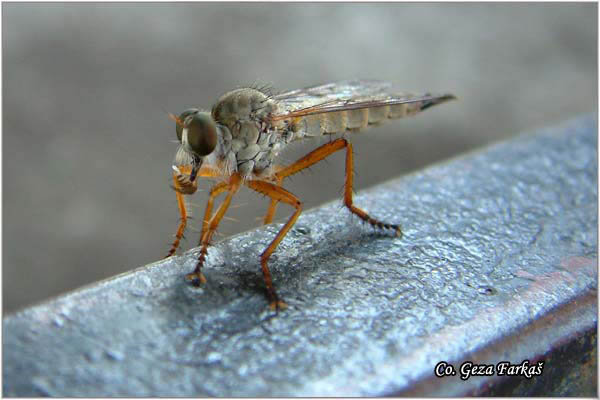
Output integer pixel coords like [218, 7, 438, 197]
[270, 138, 402, 237]
[246, 179, 303, 311]
[341, 140, 402, 237]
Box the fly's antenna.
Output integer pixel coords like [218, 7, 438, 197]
[168, 111, 184, 128]
[160, 106, 183, 128]
[161, 106, 185, 144]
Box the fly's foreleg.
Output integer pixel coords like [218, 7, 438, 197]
[165, 165, 223, 258]
[246, 180, 302, 311]
[166, 176, 189, 258]
[166, 167, 198, 258]
[185, 173, 242, 286]
[182, 181, 228, 285]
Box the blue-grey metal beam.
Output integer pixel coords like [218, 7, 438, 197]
[3, 115, 597, 396]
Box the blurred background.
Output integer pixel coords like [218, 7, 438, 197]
[3, 3, 596, 314]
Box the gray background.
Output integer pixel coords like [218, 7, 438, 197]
[3, 3, 597, 313]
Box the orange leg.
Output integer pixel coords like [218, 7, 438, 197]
[166, 165, 223, 258]
[166, 179, 189, 257]
[246, 179, 302, 310]
[262, 176, 283, 224]
[200, 181, 229, 240]
[185, 173, 242, 286]
[267, 138, 402, 236]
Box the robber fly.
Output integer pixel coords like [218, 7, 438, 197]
[166, 80, 455, 310]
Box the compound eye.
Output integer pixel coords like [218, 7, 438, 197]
[175, 108, 200, 142]
[185, 112, 218, 156]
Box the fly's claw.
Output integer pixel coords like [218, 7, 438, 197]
[185, 271, 207, 286]
[266, 289, 288, 311]
[269, 299, 288, 311]
[395, 225, 403, 238]
[186, 247, 208, 287]
[362, 214, 403, 238]
[384, 223, 403, 238]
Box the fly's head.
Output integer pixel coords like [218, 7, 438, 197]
[170, 108, 218, 193]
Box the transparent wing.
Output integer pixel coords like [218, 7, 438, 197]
[270, 80, 455, 122]
[268, 80, 455, 137]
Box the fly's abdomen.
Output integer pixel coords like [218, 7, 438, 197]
[293, 111, 362, 137]
[292, 96, 452, 138]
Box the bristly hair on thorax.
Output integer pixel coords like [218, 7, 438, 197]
[246, 80, 274, 99]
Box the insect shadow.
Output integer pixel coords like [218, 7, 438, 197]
[175, 222, 401, 313]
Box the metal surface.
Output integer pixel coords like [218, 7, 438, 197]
[3, 115, 597, 397]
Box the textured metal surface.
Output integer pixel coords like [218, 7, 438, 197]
[3, 115, 597, 397]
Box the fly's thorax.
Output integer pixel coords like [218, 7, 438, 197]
[228, 126, 284, 178]
[211, 88, 277, 128]
[209, 88, 286, 178]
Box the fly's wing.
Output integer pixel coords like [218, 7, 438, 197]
[269, 80, 455, 138]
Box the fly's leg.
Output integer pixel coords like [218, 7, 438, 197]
[263, 176, 283, 225]
[271, 138, 402, 236]
[246, 180, 303, 310]
[165, 166, 222, 258]
[200, 182, 229, 240]
[264, 141, 348, 224]
[181, 181, 229, 285]
[185, 173, 242, 286]
[341, 139, 402, 236]
[166, 178, 189, 257]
